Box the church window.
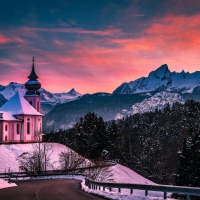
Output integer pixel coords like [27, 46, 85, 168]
[5, 125, 7, 131]
[40, 123, 42, 133]
[29, 101, 32, 105]
[17, 124, 20, 134]
[27, 118, 30, 134]
[37, 101, 39, 111]
[5, 135, 7, 141]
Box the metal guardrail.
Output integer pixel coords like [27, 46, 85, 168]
[85, 178, 200, 200]
[0, 160, 117, 179]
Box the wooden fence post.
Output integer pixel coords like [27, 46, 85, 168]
[130, 188, 133, 195]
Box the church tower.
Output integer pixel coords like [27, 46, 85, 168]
[24, 57, 41, 112]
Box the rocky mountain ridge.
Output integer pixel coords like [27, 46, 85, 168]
[0, 82, 82, 114]
[113, 64, 200, 94]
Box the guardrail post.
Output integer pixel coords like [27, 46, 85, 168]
[145, 190, 148, 196]
[164, 192, 166, 199]
[118, 187, 121, 193]
[130, 188, 133, 195]
[99, 185, 101, 190]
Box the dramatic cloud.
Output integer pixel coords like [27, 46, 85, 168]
[1, 0, 200, 93]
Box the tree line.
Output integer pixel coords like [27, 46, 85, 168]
[43, 99, 200, 192]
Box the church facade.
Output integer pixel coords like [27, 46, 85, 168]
[0, 58, 43, 143]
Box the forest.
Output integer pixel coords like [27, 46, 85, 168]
[43, 99, 200, 190]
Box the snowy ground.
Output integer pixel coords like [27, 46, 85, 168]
[0, 179, 17, 189]
[0, 143, 174, 199]
[0, 143, 90, 172]
[82, 164, 173, 200]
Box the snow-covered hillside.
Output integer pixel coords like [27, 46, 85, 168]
[83, 164, 169, 199]
[115, 92, 185, 120]
[113, 64, 200, 94]
[131, 92, 185, 114]
[0, 143, 85, 172]
[0, 143, 172, 198]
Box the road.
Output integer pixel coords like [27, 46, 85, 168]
[0, 179, 105, 200]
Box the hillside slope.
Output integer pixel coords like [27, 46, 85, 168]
[43, 93, 148, 130]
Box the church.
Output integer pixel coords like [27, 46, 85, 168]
[0, 58, 43, 143]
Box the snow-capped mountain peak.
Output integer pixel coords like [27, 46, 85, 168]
[113, 64, 200, 94]
[148, 64, 170, 80]
[68, 88, 81, 96]
[114, 91, 185, 120]
[0, 83, 82, 115]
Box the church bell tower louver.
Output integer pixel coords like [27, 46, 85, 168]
[24, 57, 41, 112]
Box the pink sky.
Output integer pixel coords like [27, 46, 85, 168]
[1, 1, 200, 94]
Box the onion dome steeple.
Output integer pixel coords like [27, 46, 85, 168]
[25, 57, 41, 95]
[28, 57, 39, 80]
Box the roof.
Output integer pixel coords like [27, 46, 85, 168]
[0, 92, 42, 116]
[0, 111, 21, 121]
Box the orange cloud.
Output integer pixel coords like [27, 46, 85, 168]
[20, 27, 121, 36]
[0, 32, 26, 46]
[2, 13, 200, 94]
[0, 34, 10, 44]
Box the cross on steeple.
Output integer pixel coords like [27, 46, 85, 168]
[28, 56, 39, 80]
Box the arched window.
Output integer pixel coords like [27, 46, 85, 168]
[17, 124, 20, 134]
[5, 135, 7, 141]
[40, 123, 42, 133]
[37, 101, 39, 111]
[27, 118, 30, 134]
[5, 124, 7, 131]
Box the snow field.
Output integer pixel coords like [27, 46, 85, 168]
[0, 143, 174, 199]
[0, 179, 17, 190]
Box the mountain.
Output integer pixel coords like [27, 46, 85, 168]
[0, 94, 7, 107]
[2, 65, 200, 130]
[114, 92, 185, 120]
[113, 64, 200, 94]
[44, 64, 200, 130]
[0, 82, 82, 114]
[54, 88, 82, 104]
[43, 92, 149, 130]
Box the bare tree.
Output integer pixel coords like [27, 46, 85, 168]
[17, 142, 54, 174]
[87, 162, 114, 182]
[59, 149, 86, 172]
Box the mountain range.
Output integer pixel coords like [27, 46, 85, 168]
[1, 64, 200, 130]
[43, 64, 200, 130]
[113, 64, 200, 94]
[0, 82, 82, 114]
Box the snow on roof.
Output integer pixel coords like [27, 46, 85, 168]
[0, 111, 21, 121]
[0, 92, 42, 116]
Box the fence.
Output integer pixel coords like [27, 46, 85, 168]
[0, 160, 117, 179]
[85, 178, 200, 200]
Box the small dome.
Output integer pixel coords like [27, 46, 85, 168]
[25, 57, 41, 96]
[25, 80, 41, 91]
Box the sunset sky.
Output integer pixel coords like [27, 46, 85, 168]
[1, 0, 200, 94]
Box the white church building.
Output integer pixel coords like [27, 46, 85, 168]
[0, 58, 43, 143]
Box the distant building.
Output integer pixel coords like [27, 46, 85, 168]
[0, 57, 42, 143]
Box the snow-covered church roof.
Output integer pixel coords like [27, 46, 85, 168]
[0, 111, 21, 121]
[0, 92, 42, 116]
